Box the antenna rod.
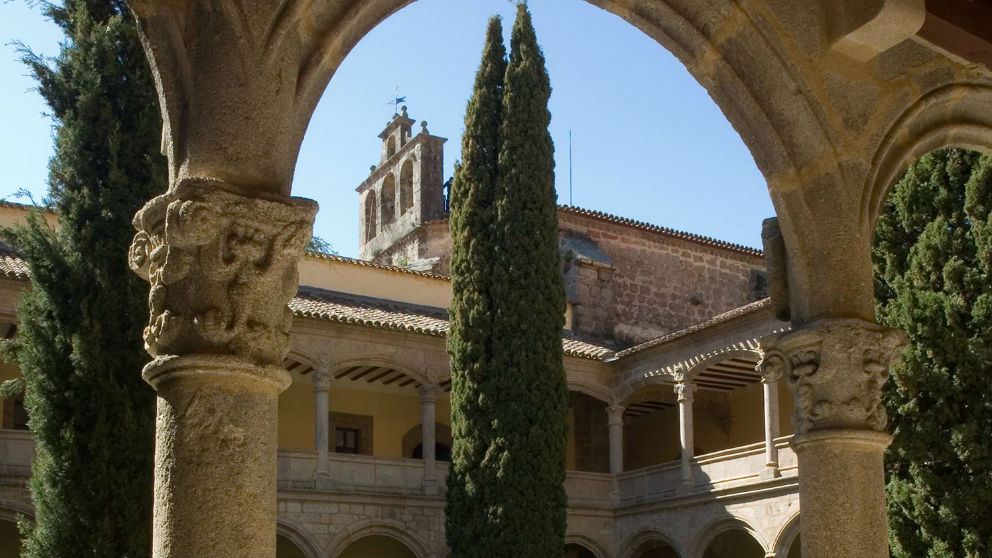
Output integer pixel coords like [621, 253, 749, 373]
[569, 129, 573, 206]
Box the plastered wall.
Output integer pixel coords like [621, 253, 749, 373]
[277, 381, 451, 457]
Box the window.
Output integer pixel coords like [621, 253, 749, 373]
[2, 397, 28, 430]
[335, 427, 360, 454]
[329, 411, 373, 455]
[364, 191, 377, 241]
[400, 159, 414, 215]
[381, 174, 396, 225]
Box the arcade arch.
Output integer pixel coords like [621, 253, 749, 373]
[564, 534, 608, 558]
[692, 518, 768, 558]
[620, 529, 681, 558]
[123, 0, 992, 555]
[327, 520, 431, 558]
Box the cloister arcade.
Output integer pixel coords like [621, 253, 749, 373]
[9, 0, 988, 556]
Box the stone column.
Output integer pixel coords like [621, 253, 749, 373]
[758, 320, 905, 558]
[129, 182, 317, 557]
[313, 369, 331, 488]
[606, 404, 625, 475]
[419, 384, 439, 495]
[674, 374, 696, 492]
[759, 360, 781, 479]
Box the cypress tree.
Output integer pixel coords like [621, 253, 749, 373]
[446, 5, 566, 555]
[2, 1, 165, 555]
[446, 15, 506, 557]
[490, 3, 567, 554]
[873, 148, 992, 558]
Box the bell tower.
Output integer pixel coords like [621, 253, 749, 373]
[357, 106, 447, 266]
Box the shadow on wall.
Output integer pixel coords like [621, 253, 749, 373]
[0, 519, 20, 558]
[338, 535, 416, 558]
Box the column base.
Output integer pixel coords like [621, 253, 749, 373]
[760, 465, 781, 479]
[423, 478, 439, 496]
[313, 471, 332, 490]
[676, 479, 693, 495]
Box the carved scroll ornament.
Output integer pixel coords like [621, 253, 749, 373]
[129, 178, 318, 366]
[757, 319, 906, 435]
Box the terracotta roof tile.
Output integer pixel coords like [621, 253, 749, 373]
[612, 298, 773, 359]
[558, 205, 763, 257]
[304, 253, 450, 280]
[425, 205, 763, 257]
[292, 287, 613, 360]
[0, 245, 617, 361]
[0, 243, 29, 280]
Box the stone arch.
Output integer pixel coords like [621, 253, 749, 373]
[277, 517, 322, 558]
[865, 82, 992, 230]
[0, 500, 33, 523]
[615, 370, 677, 406]
[302, 1, 840, 195]
[567, 379, 613, 405]
[364, 190, 378, 241]
[331, 355, 432, 388]
[773, 512, 801, 558]
[401, 422, 452, 459]
[387, 136, 397, 159]
[400, 159, 414, 215]
[564, 533, 608, 558]
[684, 347, 762, 382]
[325, 518, 431, 558]
[381, 174, 396, 225]
[619, 528, 682, 558]
[691, 516, 770, 558]
[284, 348, 327, 375]
[0, 501, 31, 558]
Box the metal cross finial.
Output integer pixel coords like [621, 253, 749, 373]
[387, 82, 407, 115]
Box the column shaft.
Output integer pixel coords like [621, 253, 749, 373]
[675, 381, 695, 490]
[419, 385, 438, 493]
[313, 371, 331, 480]
[146, 358, 288, 557]
[129, 181, 317, 557]
[758, 319, 905, 558]
[761, 378, 780, 478]
[607, 405, 624, 474]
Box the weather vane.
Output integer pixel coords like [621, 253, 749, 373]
[387, 82, 407, 115]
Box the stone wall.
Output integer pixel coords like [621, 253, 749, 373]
[557, 210, 766, 345]
[405, 209, 766, 347]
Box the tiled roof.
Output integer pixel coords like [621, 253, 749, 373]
[424, 205, 764, 257]
[612, 298, 773, 359]
[0, 243, 29, 280]
[292, 287, 614, 360]
[557, 205, 763, 257]
[292, 287, 449, 336]
[305, 252, 450, 280]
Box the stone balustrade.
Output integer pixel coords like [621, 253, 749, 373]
[0, 430, 32, 478]
[616, 436, 797, 506]
[0, 429, 797, 508]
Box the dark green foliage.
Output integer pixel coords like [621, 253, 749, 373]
[873, 148, 992, 558]
[305, 235, 337, 256]
[446, 14, 506, 557]
[446, 5, 567, 556]
[1, 1, 165, 555]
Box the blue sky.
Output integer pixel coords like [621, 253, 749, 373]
[0, 0, 773, 258]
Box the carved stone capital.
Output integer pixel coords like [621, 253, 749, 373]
[669, 365, 696, 403]
[312, 369, 332, 392]
[607, 404, 625, 426]
[129, 178, 318, 368]
[757, 319, 906, 435]
[674, 381, 696, 403]
[418, 383, 439, 403]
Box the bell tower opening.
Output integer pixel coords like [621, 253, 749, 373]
[356, 106, 448, 270]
